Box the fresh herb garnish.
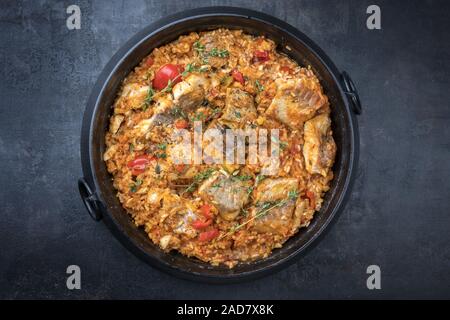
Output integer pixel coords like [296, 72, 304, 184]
[218, 189, 299, 240]
[170, 106, 188, 119]
[157, 143, 167, 151]
[235, 174, 252, 181]
[129, 143, 134, 152]
[129, 179, 143, 193]
[140, 86, 155, 110]
[255, 80, 264, 93]
[209, 48, 229, 58]
[191, 111, 206, 122]
[270, 136, 288, 150]
[234, 111, 242, 118]
[255, 175, 266, 185]
[183, 168, 216, 194]
[212, 182, 222, 189]
[182, 63, 208, 77]
[193, 41, 205, 52]
[155, 163, 161, 174]
[193, 41, 229, 63]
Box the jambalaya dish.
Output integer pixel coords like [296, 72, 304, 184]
[104, 29, 336, 267]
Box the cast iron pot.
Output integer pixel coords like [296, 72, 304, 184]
[79, 7, 361, 283]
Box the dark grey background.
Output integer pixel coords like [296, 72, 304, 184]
[0, 0, 449, 299]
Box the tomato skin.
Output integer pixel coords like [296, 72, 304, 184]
[152, 64, 182, 90]
[198, 229, 219, 241]
[231, 69, 245, 85]
[252, 50, 270, 63]
[200, 204, 212, 219]
[127, 155, 154, 176]
[306, 190, 316, 209]
[192, 219, 212, 230]
[144, 57, 154, 67]
[174, 164, 186, 173]
[280, 66, 292, 73]
[174, 118, 189, 129]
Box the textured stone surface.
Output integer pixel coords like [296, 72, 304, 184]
[0, 0, 449, 299]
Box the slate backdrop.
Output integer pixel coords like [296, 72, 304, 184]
[0, 0, 449, 299]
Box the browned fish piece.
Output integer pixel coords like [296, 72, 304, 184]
[303, 113, 336, 176]
[265, 75, 327, 129]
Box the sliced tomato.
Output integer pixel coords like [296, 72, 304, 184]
[200, 204, 212, 219]
[174, 118, 189, 129]
[198, 229, 219, 242]
[192, 219, 212, 230]
[252, 50, 270, 63]
[127, 155, 154, 176]
[231, 69, 245, 85]
[280, 66, 292, 73]
[144, 57, 154, 67]
[152, 64, 182, 90]
[306, 190, 316, 209]
[174, 164, 186, 173]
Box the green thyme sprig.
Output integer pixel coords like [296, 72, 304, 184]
[182, 168, 216, 194]
[217, 189, 299, 240]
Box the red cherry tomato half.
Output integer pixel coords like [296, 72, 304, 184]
[152, 64, 182, 90]
[200, 204, 212, 219]
[198, 229, 219, 242]
[231, 69, 245, 85]
[127, 155, 154, 176]
[174, 118, 189, 129]
[252, 50, 270, 63]
[192, 219, 212, 230]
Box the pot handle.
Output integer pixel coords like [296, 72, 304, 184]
[78, 178, 103, 221]
[341, 71, 362, 115]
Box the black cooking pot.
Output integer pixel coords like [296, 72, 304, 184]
[79, 7, 361, 283]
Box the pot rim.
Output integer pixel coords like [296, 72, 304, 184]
[80, 6, 359, 283]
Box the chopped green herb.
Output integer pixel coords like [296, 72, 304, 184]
[182, 63, 208, 77]
[129, 143, 134, 152]
[155, 163, 161, 174]
[157, 143, 167, 151]
[235, 174, 252, 181]
[218, 189, 298, 240]
[212, 182, 222, 189]
[170, 107, 187, 119]
[220, 75, 233, 87]
[255, 175, 266, 185]
[255, 80, 264, 93]
[271, 135, 287, 150]
[161, 79, 174, 93]
[141, 86, 155, 110]
[234, 111, 242, 118]
[209, 48, 229, 58]
[191, 111, 206, 122]
[183, 168, 216, 194]
[193, 41, 205, 52]
[288, 189, 299, 201]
